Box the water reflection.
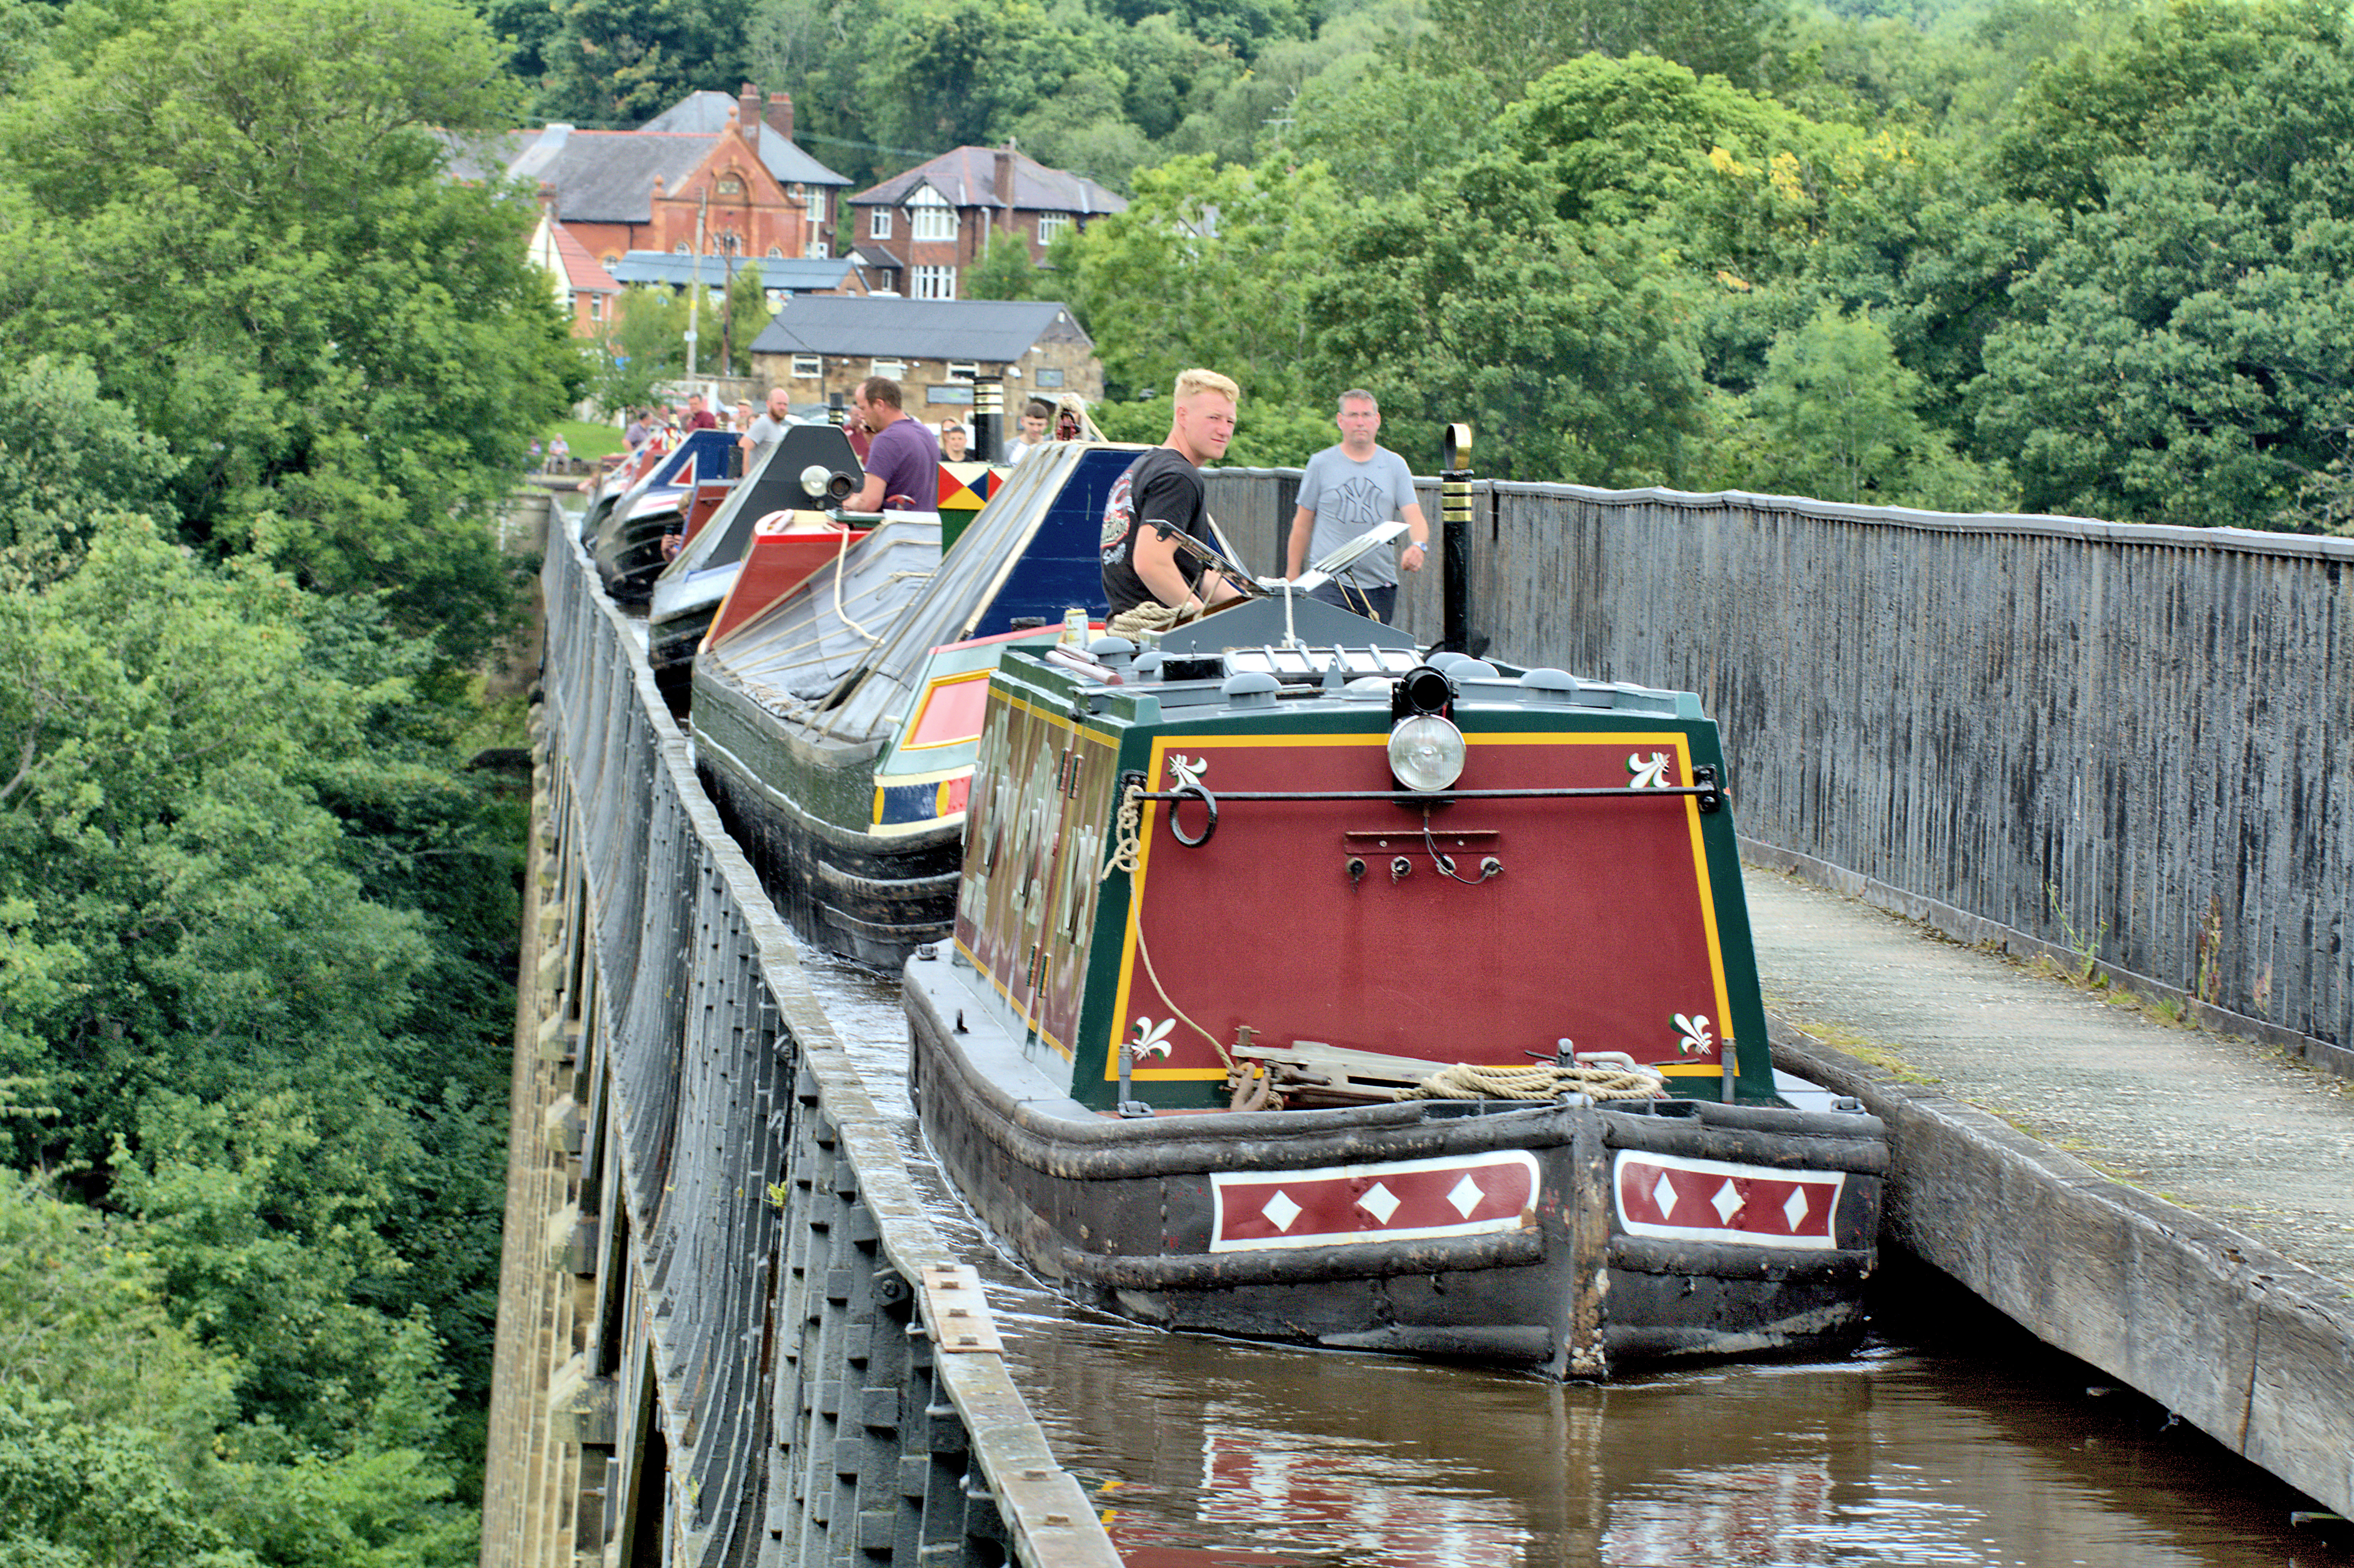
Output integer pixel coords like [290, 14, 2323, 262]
[796, 953, 2352, 1568]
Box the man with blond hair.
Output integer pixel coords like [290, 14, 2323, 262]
[1100, 369, 1247, 618]
[1284, 388, 1428, 623]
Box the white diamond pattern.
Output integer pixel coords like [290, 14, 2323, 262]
[1652, 1173, 1677, 1216]
[1446, 1175, 1485, 1218]
[1358, 1182, 1401, 1224]
[1261, 1190, 1302, 1233]
[1710, 1179, 1742, 1225]
[1783, 1188, 1810, 1231]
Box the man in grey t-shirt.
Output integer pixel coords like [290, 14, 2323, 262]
[1283, 388, 1430, 623]
[740, 386, 795, 470]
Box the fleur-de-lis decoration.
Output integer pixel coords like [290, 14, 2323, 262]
[1167, 754, 1208, 791]
[1672, 1013, 1714, 1056]
[1628, 752, 1672, 789]
[1130, 1015, 1176, 1061]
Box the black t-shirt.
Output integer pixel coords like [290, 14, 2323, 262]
[1100, 447, 1211, 616]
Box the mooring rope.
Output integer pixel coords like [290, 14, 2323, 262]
[1094, 780, 1249, 1095]
[1399, 1062, 1665, 1102]
[1100, 781, 1143, 880]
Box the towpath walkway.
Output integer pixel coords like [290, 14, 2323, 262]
[1747, 862, 2354, 1515]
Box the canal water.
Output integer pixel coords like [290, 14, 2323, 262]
[803, 950, 2351, 1568]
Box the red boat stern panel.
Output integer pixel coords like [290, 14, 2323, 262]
[1108, 731, 1737, 1085]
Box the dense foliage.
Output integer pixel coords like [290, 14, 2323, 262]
[10, 0, 2354, 1559]
[491, 0, 2354, 525]
[0, 0, 562, 1563]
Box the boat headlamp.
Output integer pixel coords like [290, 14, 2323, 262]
[1388, 713, 1466, 793]
[1392, 664, 1454, 721]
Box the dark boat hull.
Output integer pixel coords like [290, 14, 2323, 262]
[695, 667, 958, 968]
[905, 953, 1886, 1376]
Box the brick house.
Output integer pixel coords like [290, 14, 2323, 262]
[495, 86, 852, 276]
[745, 298, 1102, 413]
[845, 146, 1125, 300]
[526, 206, 622, 336]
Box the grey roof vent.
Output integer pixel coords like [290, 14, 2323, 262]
[1222, 670, 1281, 709]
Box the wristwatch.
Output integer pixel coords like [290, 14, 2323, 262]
[1404, 538, 1427, 552]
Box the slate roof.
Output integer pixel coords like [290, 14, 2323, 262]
[748, 298, 1092, 361]
[611, 252, 858, 291]
[504, 126, 718, 224]
[850, 147, 1124, 218]
[636, 91, 852, 189]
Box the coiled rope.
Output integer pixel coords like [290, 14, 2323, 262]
[1399, 1063, 1665, 1102]
[1107, 600, 1190, 640]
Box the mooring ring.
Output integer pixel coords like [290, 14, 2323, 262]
[1167, 784, 1219, 847]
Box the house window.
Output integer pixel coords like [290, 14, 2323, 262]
[791, 354, 821, 379]
[911, 264, 957, 300]
[589, 294, 605, 322]
[767, 245, 784, 259]
[871, 208, 892, 239]
[805, 188, 827, 225]
[910, 203, 957, 243]
[806, 239, 830, 260]
[870, 358, 907, 379]
[944, 361, 978, 381]
[673, 242, 691, 254]
[1036, 212, 1072, 244]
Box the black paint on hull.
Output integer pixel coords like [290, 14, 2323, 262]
[906, 955, 1886, 1377]
[699, 750, 961, 970]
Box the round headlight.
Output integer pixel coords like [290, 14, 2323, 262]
[1388, 713, 1466, 792]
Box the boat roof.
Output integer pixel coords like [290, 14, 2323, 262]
[698, 440, 1144, 742]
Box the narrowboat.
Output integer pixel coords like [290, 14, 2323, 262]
[645, 423, 865, 713]
[692, 441, 1169, 967]
[589, 426, 743, 605]
[904, 592, 1887, 1377]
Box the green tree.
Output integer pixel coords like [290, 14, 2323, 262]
[1066, 154, 1345, 406]
[536, 0, 755, 125]
[1709, 305, 2009, 507]
[1987, 0, 2340, 211]
[968, 227, 1042, 300]
[0, 354, 183, 569]
[1430, 0, 1790, 94]
[1313, 182, 1710, 484]
[1975, 31, 2354, 528]
[0, 0, 583, 661]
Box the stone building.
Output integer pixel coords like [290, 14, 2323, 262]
[745, 297, 1102, 413]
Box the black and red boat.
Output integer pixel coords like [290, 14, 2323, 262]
[905, 592, 1886, 1377]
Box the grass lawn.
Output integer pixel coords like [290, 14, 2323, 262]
[551, 418, 627, 463]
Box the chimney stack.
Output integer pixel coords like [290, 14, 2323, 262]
[738, 83, 763, 149]
[766, 92, 795, 143]
[994, 145, 1015, 226]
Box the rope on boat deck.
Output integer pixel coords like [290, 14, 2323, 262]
[1399, 1062, 1666, 1102]
[1107, 599, 1197, 640]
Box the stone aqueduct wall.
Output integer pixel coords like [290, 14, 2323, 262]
[1206, 471, 2354, 1072]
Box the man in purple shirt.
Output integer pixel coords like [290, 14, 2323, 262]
[846, 377, 940, 511]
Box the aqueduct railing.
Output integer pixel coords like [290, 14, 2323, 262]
[479, 513, 1119, 1568]
[1209, 470, 2354, 1073]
